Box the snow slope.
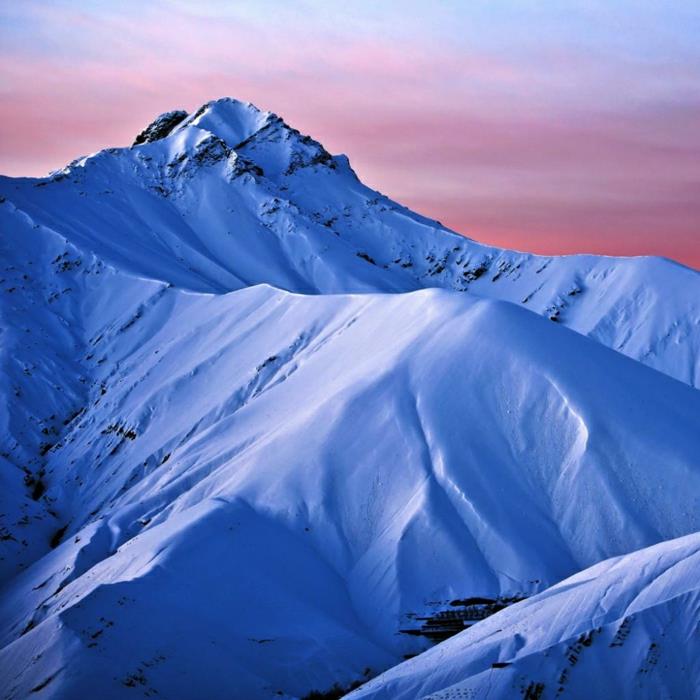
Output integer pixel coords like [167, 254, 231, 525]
[0, 98, 699, 699]
[0, 203, 699, 698]
[1, 97, 698, 387]
[348, 532, 700, 700]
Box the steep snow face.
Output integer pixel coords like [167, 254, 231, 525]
[348, 533, 700, 700]
[0, 213, 699, 698]
[173, 97, 274, 149]
[0, 97, 698, 387]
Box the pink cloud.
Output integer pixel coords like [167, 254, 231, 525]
[1, 4, 698, 268]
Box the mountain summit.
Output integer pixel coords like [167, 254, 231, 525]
[0, 98, 698, 699]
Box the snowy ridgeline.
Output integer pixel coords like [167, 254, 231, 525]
[348, 533, 700, 700]
[0, 98, 698, 699]
[1, 98, 698, 388]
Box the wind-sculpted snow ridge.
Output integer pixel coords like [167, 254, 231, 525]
[0, 97, 698, 387]
[347, 532, 700, 700]
[0, 203, 699, 698]
[1, 98, 700, 699]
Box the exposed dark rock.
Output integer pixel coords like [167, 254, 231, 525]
[49, 524, 68, 549]
[401, 596, 526, 643]
[132, 110, 188, 146]
[357, 252, 376, 265]
[191, 134, 230, 166]
[229, 154, 264, 179]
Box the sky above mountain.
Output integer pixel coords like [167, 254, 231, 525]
[1, 0, 699, 268]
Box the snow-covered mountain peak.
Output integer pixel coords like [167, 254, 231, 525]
[127, 97, 341, 183]
[170, 97, 274, 149]
[1, 98, 698, 388]
[1, 96, 700, 699]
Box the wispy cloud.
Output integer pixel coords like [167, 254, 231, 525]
[1, 1, 698, 267]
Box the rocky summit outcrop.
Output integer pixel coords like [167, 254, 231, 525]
[132, 109, 189, 146]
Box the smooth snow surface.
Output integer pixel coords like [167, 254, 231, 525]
[0, 97, 698, 699]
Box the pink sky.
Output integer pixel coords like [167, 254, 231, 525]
[1, 2, 699, 268]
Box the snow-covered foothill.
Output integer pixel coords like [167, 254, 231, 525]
[348, 532, 700, 700]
